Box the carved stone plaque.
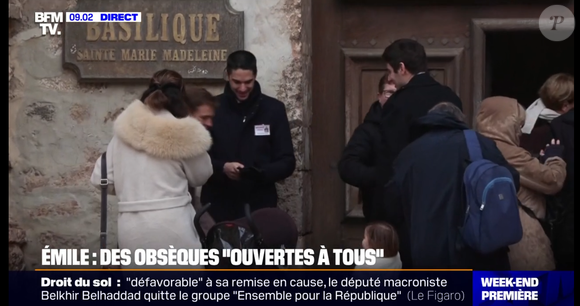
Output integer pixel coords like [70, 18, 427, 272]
[63, 0, 244, 82]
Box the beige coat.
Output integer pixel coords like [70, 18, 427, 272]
[90, 100, 213, 269]
[475, 96, 566, 271]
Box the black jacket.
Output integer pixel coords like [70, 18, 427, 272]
[378, 111, 520, 270]
[200, 81, 296, 222]
[338, 101, 382, 220]
[373, 73, 463, 220]
[550, 109, 574, 194]
[549, 109, 574, 271]
[520, 118, 553, 158]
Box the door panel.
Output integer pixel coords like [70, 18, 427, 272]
[342, 48, 464, 230]
[343, 48, 385, 220]
[429, 70, 446, 86]
[361, 72, 383, 116]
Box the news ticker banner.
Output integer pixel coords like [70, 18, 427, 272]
[33, 247, 574, 304]
[34, 12, 141, 36]
[12, 270, 468, 305]
[8, 270, 573, 305]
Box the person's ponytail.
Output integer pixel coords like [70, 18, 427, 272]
[140, 69, 189, 119]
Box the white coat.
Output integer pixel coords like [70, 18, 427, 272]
[355, 253, 403, 270]
[90, 100, 213, 269]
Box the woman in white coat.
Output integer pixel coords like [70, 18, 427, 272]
[90, 69, 213, 269]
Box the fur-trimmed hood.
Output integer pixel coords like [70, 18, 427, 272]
[114, 100, 212, 160]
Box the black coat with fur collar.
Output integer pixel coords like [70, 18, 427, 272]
[200, 81, 296, 222]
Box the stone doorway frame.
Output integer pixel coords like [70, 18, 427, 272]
[470, 18, 542, 126]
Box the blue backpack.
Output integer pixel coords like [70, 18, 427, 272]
[460, 130, 523, 254]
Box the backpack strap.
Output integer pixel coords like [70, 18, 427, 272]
[100, 152, 108, 250]
[519, 202, 539, 220]
[463, 130, 483, 161]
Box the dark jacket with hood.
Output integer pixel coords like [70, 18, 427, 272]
[374, 73, 463, 221]
[379, 111, 520, 270]
[549, 108, 574, 271]
[338, 101, 383, 220]
[200, 81, 296, 223]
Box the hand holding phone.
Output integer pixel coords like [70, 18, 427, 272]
[240, 166, 263, 181]
[224, 162, 244, 180]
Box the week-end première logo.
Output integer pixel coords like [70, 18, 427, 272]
[539, 5, 575, 41]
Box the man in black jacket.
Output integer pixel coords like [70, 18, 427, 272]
[550, 108, 574, 271]
[200, 50, 296, 222]
[384, 102, 520, 269]
[373, 39, 463, 223]
[338, 75, 396, 221]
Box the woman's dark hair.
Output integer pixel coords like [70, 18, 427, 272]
[365, 222, 400, 257]
[140, 69, 189, 118]
[184, 86, 218, 113]
[226, 50, 257, 75]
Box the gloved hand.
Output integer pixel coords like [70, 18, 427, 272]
[539, 139, 564, 163]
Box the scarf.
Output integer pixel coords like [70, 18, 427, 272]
[521, 98, 561, 134]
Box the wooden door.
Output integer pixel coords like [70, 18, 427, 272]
[310, 0, 567, 264]
[343, 48, 463, 223]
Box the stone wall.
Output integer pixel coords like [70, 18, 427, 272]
[8, 0, 311, 270]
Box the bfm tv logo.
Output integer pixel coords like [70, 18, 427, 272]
[34, 12, 63, 36]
